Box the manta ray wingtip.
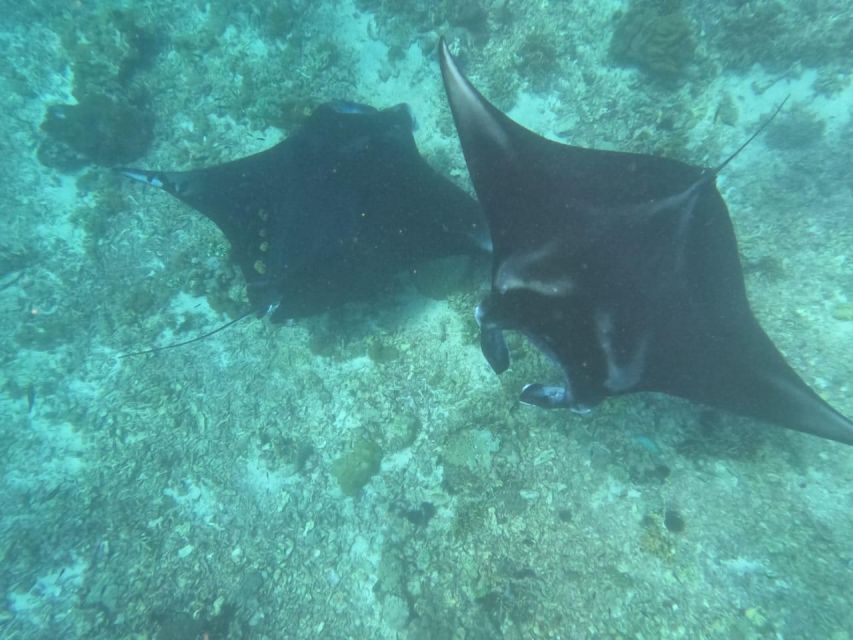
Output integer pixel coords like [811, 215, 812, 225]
[801, 397, 853, 445]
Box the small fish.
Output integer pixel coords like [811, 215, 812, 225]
[632, 434, 661, 456]
[0, 271, 23, 292]
[27, 383, 35, 414]
[326, 100, 378, 115]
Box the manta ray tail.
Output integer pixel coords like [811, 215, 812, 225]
[712, 95, 789, 176]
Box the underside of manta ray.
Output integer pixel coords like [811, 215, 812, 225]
[439, 39, 853, 445]
[120, 101, 487, 320]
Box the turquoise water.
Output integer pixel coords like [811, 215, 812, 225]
[1, 1, 851, 638]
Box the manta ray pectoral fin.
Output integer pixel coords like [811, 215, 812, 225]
[520, 383, 597, 415]
[475, 304, 509, 373]
[520, 383, 597, 414]
[520, 383, 568, 408]
[480, 325, 509, 374]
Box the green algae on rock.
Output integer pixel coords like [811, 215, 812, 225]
[610, 0, 696, 80]
[832, 304, 853, 321]
[332, 438, 383, 496]
[367, 336, 400, 364]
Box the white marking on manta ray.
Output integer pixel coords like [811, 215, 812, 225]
[474, 303, 486, 327]
[595, 310, 648, 392]
[121, 170, 164, 188]
[495, 242, 575, 297]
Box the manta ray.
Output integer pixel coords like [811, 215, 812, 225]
[120, 101, 487, 321]
[438, 39, 853, 445]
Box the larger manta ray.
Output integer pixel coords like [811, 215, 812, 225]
[438, 39, 853, 445]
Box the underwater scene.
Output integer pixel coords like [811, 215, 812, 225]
[1, 0, 852, 638]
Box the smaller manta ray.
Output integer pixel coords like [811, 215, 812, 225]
[119, 101, 487, 321]
[438, 39, 853, 445]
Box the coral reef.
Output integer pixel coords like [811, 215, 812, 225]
[4, 0, 853, 638]
[609, 0, 696, 80]
[514, 31, 562, 90]
[36, 7, 161, 169]
[764, 103, 826, 150]
[39, 96, 154, 168]
[712, 0, 853, 73]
